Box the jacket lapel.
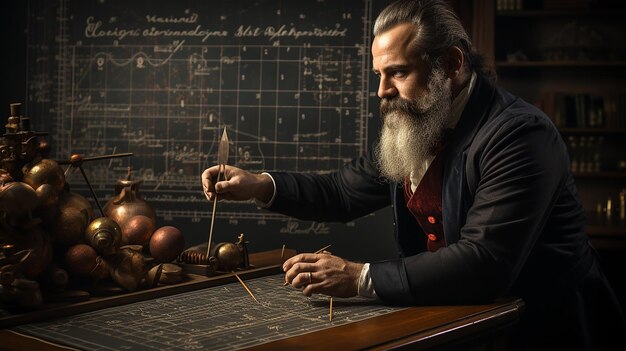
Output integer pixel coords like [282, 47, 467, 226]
[441, 75, 497, 244]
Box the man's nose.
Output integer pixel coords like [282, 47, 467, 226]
[377, 78, 397, 99]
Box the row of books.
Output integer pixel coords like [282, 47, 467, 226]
[566, 134, 626, 173]
[566, 135, 604, 173]
[497, 0, 524, 11]
[497, 0, 587, 11]
[537, 92, 626, 129]
[497, 0, 616, 12]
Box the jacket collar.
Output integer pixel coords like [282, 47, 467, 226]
[446, 74, 497, 155]
[440, 74, 497, 245]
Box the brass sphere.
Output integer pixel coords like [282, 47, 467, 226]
[0, 181, 38, 219]
[149, 226, 185, 263]
[214, 242, 242, 272]
[85, 217, 122, 256]
[23, 159, 65, 196]
[35, 183, 59, 209]
[48, 191, 94, 246]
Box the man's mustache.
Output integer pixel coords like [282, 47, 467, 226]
[380, 96, 427, 118]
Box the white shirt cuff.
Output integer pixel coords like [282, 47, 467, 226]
[254, 172, 277, 208]
[357, 263, 378, 298]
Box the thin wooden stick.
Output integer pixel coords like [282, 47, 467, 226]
[207, 128, 229, 260]
[206, 165, 223, 259]
[57, 152, 133, 165]
[232, 271, 258, 303]
[280, 244, 286, 261]
[78, 165, 104, 217]
[329, 297, 333, 321]
[206, 192, 218, 258]
[313, 244, 331, 254]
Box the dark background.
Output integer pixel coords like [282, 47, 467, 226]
[2, 2, 28, 111]
[2, 0, 402, 263]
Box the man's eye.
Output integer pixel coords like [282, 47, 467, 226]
[392, 71, 406, 78]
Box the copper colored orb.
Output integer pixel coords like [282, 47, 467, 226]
[38, 140, 50, 158]
[91, 256, 111, 280]
[60, 191, 94, 221]
[51, 207, 88, 247]
[121, 215, 155, 246]
[69, 154, 84, 166]
[149, 226, 185, 263]
[65, 244, 98, 277]
[49, 191, 94, 246]
[0, 181, 38, 218]
[35, 183, 59, 209]
[23, 159, 65, 195]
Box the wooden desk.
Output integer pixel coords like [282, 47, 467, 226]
[0, 249, 524, 350]
[0, 298, 523, 351]
[249, 298, 524, 350]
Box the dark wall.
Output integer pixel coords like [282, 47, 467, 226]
[1, 1, 28, 112]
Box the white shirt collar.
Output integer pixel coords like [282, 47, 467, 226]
[446, 71, 476, 130]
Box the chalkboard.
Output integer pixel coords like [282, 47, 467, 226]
[25, 0, 397, 261]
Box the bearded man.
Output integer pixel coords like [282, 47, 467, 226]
[201, 0, 624, 349]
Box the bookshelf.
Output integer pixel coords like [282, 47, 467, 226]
[485, 0, 626, 237]
[478, 0, 626, 311]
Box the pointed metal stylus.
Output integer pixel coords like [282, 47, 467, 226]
[206, 127, 229, 259]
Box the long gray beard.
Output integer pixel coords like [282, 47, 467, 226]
[375, 67, 452, 183]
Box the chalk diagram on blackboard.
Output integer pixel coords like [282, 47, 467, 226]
[28, 0, 378, 237]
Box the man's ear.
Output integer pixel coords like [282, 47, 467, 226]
[444, 46, 464, 79]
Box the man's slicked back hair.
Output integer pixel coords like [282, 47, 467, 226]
[373, 0, 488, 75]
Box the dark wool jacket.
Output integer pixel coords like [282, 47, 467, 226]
[268, 75, 624, 350]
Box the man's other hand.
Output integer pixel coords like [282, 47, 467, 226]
[282, 252, 364, 298]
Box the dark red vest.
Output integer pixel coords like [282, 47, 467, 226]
[403, 151, 447, 252]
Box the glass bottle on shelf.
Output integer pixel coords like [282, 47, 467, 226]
[568, 136, 578, 173]
[579, 136, 587, 173]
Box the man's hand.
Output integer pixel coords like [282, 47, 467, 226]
[282, 252, 364, 298]
[201, 165, 273, 203]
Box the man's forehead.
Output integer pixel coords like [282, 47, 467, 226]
[372, 23, 424, 71]
[372, 23, 419, 53]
